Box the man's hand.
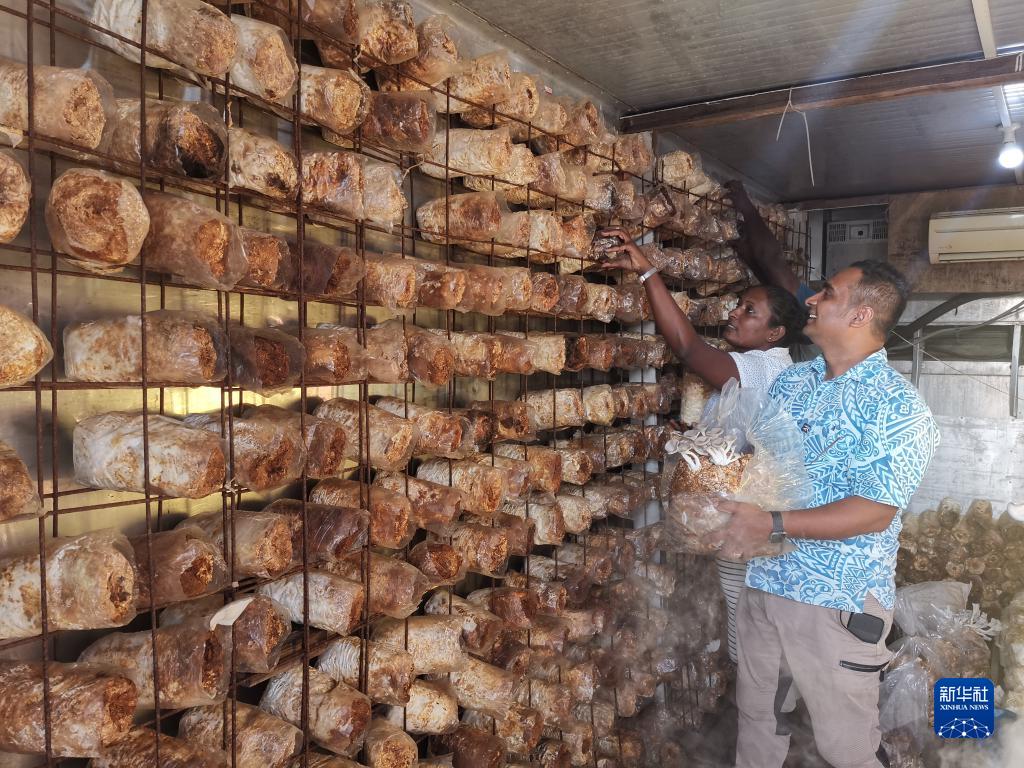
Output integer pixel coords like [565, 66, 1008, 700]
[713, 499, 774, 560]
[593, 228, 653, 274]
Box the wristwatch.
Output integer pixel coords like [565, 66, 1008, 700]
[769, 510, 787, 544]
[638, 266, 659, 284]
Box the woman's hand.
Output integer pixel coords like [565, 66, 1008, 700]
[594, 228, 653, 274]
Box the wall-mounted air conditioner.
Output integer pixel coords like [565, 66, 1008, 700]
[929, 207, 1024, 264]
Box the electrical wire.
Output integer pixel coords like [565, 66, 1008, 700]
[890, 329, 1024, 403]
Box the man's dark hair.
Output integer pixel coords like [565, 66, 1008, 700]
[757, 285, 807, 347]
[848, 260, 911, 339]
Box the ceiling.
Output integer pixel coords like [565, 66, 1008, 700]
[452, 0, 1024, 202]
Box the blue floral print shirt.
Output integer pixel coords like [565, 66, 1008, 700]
[746, 349, 939, 612]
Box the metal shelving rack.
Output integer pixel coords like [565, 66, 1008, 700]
[0, 1, 812, 766]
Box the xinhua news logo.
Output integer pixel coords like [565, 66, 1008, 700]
[933, 677, 995, 739]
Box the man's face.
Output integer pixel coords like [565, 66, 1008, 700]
[804, 267, 863, 344]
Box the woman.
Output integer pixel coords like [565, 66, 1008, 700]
[598, 227, 807, 665]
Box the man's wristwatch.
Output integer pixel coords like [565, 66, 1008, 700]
[769, 510, 787, 544]
[638, 266, 659, 284]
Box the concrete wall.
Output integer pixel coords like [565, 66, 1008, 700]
[893, 298, 1024, 515]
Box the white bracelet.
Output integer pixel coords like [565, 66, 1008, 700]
[638, 266, 659, 284]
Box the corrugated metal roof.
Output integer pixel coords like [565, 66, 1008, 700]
[671, 87, 1014, 202]
[451, 0, 1024, 201]
[991, 0, 1024, 50]
[452, 0, 998, 109]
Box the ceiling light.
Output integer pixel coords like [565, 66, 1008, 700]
[999, 124, 1023, 169]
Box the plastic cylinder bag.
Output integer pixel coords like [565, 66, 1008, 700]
[373, 472, 463, 530]
[355, 0, 418, 65]
[228, 126, 299, 200]
[299, 65, 371, 136]
[284, 240, 366, 298]
[423, 591, 504, 655]
[302, 151, 365, 219]
[416, 191, 506, 244]
[183, 413, 306, 493]
[374, 397, 470, 459]
[229, 15, 298, 104]
[141, 191, 247, 289]
[131, 526, 228, 608]
[513, 93, 570, 142]
[241, 404, 346, 479]
[178, 701, 302, 768]
[258, 570, 365, 635]
[309, 477, 413, 550]
[239, 228, 291, 288]
[410, 256, 468, 309]
[261, 666, 371, 757]
[227, 324, 305, 394]
[466, 398, 537, 442]
[65, 310, 227, 385]
[304, 326, 366, 384]
[0, 661, 137, 757]
[46, 168, 149, 275]
[315, 397, 418, 470]
[407, 541, 466, 585]
[109, 98, 225, 179]
[665, 380, 814, 558]
[90, 726, 227, 768]
[373, 615, 467, 674]
[0, 531, 136, 640]
[363, 716, 418, 767]
[462, 143, 541, 195]
[417, 458, 508, 516]
[453, 270, 507, 316]
[359, 90, 437, 153]
[403, 324, 456, 386]
[377, 14, 464, 89]
[160, 594, 292, 675]
[445, 656, 522, 717]
[0, 151, 29, 242]
[421, 125, 514, 179]
[432, 520, 510, 577]
[462, 72, 540, 129]
[78, 619, 228, 710]
[0, 440, 42, 524]
[364, 320, 410, 382]
[0, 59, 117, 150]
[523, 388, 585, 432]
[467, 454, 532, 500]
[263, 498, 369, 565]
[179, 508, 293, 579]
[73, 411, 226, 498]
[326, 552, 431, 619]
[362, 160, 408, 230]
[319, 636, 416, 707]
[385, 679, 459, 735]
[508, 151, 587, 205]
[580, 282, 620, 323]
[434, 51, 513, 114]
[90, 0, 238, 77]
[552, 274, 588, 317]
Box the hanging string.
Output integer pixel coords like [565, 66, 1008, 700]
[775, 88, 816, 187]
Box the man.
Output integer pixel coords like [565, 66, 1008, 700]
[717, 261, 940, 768]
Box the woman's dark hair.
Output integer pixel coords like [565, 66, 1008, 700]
[749, 285, 807, 347]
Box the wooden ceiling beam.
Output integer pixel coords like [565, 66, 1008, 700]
[620, 54, 1024, 133]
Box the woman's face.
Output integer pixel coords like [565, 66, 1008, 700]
[722, 287, 784, 350]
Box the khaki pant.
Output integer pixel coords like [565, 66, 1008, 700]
[734, 587, 892, 768]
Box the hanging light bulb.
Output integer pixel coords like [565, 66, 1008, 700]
[998, 124, 1023, 169]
